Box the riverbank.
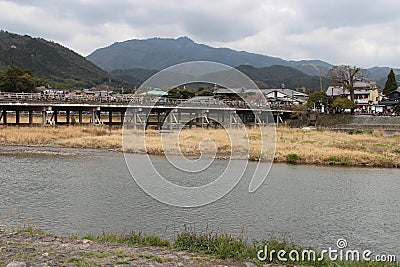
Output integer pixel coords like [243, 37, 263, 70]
[1, 227, 396, 267]
[0, 227, 244, 267]
[1, 125, 400, 167]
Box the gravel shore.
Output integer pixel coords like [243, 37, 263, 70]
[0, 229, 287, 267]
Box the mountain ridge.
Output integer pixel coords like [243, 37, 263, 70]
[0, 31, 118, 89]
[87, 36, 333, 76]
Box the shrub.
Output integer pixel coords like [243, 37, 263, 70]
[286, 153, 300, 163]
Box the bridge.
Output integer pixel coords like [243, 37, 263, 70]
[0, 92, 293, 128]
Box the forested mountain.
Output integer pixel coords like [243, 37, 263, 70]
[0, 31, 117, 89]
[87, 36, 333, 76]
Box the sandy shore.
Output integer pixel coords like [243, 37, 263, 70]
[1, 125, 400, 167]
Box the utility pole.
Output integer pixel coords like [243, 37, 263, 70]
[319, 69, 323, 91]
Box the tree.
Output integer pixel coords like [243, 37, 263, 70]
[307, 91, 330, 109]
[331, 97, 357, 112]
[383, 69, 398, 96]
[0, 66, 35, 92]
[327, 65, 367, 114]
[166, 88, 195, 99]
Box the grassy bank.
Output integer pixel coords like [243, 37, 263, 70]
[1, 125, 400, 167]
[1, 226, 397, 267]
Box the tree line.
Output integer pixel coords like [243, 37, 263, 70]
[0, 66, 35, 92]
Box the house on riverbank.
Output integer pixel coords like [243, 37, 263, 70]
[379, 87, 400, 114]
[326, 81, 381, 113]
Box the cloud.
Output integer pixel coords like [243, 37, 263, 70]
[0, 0, 400, 68]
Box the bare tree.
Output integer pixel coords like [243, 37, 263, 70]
[327, 65, 368, 114]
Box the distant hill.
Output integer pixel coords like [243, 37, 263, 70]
[367, 66, 400, 89]
[0, 31, 117, 89]
[110, 68, 158, 87]
[111, 65, 330, 91]
[87, 36, 333, 76]
[236, 65, 330, 90]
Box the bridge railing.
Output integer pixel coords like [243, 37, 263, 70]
[0, 92, 294, 110]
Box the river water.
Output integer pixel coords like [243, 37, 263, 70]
[0, 146, 399, 256]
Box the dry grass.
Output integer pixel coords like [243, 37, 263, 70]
[0, 125, 122, 150]
[1, 125, 400, 167]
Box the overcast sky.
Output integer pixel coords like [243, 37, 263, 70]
[1, 0, 399, 68]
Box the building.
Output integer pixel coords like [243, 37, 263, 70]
[379, 88, 400, 114]
[326, 81, 380, 113]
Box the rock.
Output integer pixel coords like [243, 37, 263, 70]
[81, 239, 92, 244]
[163, 254, 178, 260]
[21, 247, 35, 253]
[41, 236, 56, 242]
[6, 262, 26, 267]
[245, 263, 257, 267]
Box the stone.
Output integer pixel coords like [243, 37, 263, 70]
[41, 236, 56, 242]
[245, 263, 257, 267]
[6, 262, 26, 267]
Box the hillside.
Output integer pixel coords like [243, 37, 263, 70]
[236, 65, 330, 90]
[110, 68, 158, 86]
[0, 31, 117, 89]
[111, 65, 330, 91]
[87, 36, 332, 75]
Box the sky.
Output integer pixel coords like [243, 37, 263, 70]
[1, 0, 399, 68]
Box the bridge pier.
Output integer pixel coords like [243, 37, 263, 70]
[15, 110, 20, 125]
[78, 111, 82, 125]
[2, 110, 7, 124]
[54, 111, 58, 125]
[109, 112, 113, 126]
[28, 111, 33, 125]
[66, 111, 70, 124]
[120, 111, 125, 125]
[42, 111, 47, 125]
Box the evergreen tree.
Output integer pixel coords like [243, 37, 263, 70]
[0, 66, 35, 92]
[383, 69, 398, 96]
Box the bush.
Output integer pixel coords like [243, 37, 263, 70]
[286, 153, 300, 163]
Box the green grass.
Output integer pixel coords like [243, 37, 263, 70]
[82, 230, 170, 247]
[115, 260, 131, 265]
[286, 153, 300, 163]
[348, 130, 373, 135]
[139, 254, 164, 263]
[18, 226, 46, 236]
[173, 227, 398, 266]
[81, 251, 109, 259]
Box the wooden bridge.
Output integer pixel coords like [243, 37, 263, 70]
[0, 92, 293, 128]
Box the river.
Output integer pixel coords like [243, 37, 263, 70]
[0, 146, 399, 256]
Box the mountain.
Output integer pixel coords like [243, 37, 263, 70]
[110, 68, 158, 86]
[110, 65, 330, 91]
[87, 36, 332, 76]
[88, 37, 400, 90]
[0, 31, 117, 89]
[236, 65, 330, 90]
[367, 66, 400, 89]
